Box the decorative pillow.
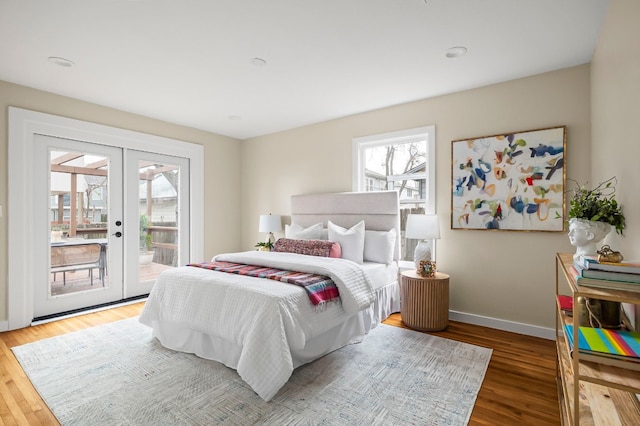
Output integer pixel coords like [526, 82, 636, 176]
[364, 229, 397, 265]
[284, 222, 323, 240]
[327, 220, 365, 264]
[274, 238, 342, 258]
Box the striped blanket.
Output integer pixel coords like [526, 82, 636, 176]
[188, 261, 340, 307]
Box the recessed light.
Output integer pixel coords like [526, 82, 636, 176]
[445, 46, 468, 59]
[228, 115, 242, 121]
[251, 57, 267, 67]
[48, 56, 75, 67]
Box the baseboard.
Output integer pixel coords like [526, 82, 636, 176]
[10, 304, 554, 339]
[449, 310, 555, 340]
[0, 320, 8, 332]
[31, 297, 148, 326]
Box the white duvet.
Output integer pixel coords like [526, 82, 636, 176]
[139, 251, 375, 401]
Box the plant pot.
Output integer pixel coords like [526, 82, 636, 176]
[568, 218, 611, 260]
[139, 251, 155, 266]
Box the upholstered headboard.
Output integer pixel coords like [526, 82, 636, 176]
[290, 191, 401, 260]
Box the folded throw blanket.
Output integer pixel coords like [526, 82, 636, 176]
[188, 261, 340, 308]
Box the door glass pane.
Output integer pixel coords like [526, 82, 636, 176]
[138, 160, 179, 286]
[49, 150, 109, 296]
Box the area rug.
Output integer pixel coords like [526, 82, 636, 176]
[12, 318, 492, 425]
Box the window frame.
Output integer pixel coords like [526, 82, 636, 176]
[352, 125, 436, 214]
[352, 125, 436, 264]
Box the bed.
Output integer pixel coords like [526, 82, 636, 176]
[139, 191, 401, 401]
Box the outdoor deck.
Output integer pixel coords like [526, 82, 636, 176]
[50, 262, 173, 296]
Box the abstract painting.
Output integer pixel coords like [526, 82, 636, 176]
[451, 126, 566, 231]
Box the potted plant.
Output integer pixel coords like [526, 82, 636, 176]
[51, 224, 65, 242]
[567, 176, 625, 235]
[255, 241, 274, 252]
[565, 176, 625, 261]
[567, 177, 626, 329]
[139, 213, 155, 265]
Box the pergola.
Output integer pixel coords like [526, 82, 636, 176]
[50, 152, 177, 237]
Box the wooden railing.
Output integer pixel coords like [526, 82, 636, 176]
[52, 223, 180, 267]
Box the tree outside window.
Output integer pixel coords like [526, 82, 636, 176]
[352, 126, 436, 261]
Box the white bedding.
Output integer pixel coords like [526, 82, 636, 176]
[361, 261, 399, 291]
[139, 251, 386, 401]
[214, 251, 375, 314]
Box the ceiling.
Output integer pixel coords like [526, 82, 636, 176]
[0, 0, 609, 140]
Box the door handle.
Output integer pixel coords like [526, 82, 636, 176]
[112, 231, 122, 237]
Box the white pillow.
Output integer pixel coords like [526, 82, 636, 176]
[328, 220, 365, 264]
[284, 222, 323, 240]
[364, 229, 396, 265]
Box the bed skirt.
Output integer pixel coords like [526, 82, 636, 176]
[145, 280, 400, 378]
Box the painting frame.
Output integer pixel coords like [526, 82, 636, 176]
[451, 126, 566, 232]
[418, 260, 437, 277]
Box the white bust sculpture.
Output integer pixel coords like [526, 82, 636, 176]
[568, 218, 611, 260]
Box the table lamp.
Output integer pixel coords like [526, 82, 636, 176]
[405, 214, 441, 271]
[259, 214, 282, 246]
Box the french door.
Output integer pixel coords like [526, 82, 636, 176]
[33, 135, 190, 318]
[124, 150, 190, 298]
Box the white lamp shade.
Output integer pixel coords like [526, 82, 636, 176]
[259, 214, 282, 233]
[405, 214, 440, 240]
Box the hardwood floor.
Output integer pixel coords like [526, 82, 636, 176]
[384, 313, 560, 425]
[0, 304, 560, 425]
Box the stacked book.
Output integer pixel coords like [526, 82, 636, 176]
[564, 324, 640, 370]
[571, 255, 640, 292]
[557, 294, 573, 316]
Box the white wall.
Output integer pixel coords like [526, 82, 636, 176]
[590, 0, 640, 327]
[242, 65, 592, 332]
[591, 0, 640, 259]
[0, 81, 243, 324]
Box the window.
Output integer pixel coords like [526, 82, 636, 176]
[352, 126, 436, 261]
